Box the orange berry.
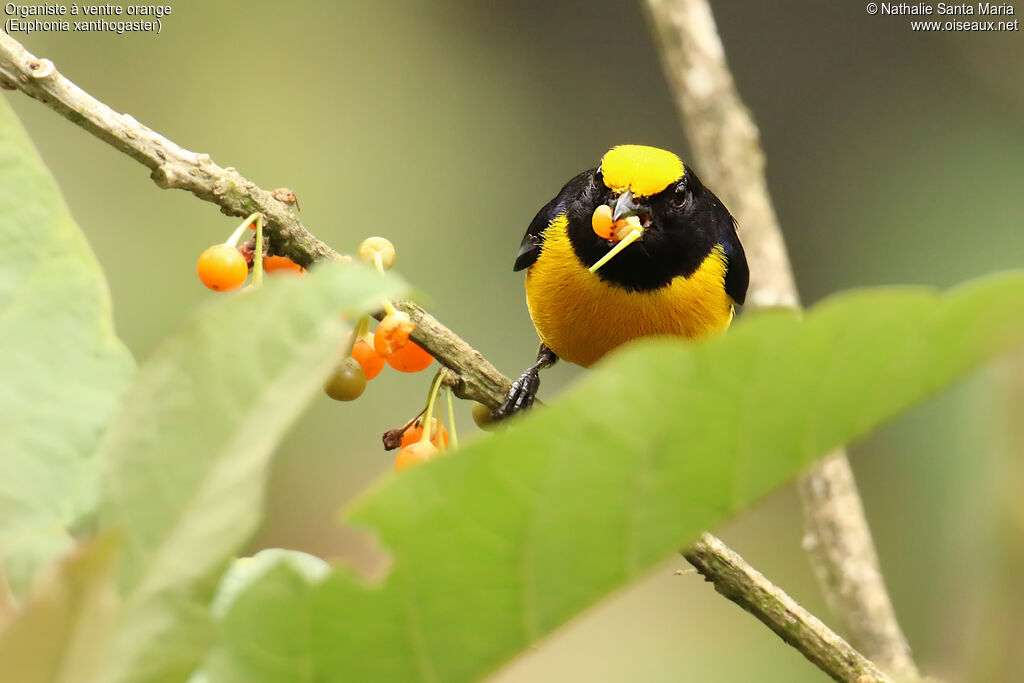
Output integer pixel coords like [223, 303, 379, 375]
[592, 204, 615, 240]
[263, 255, 305, 275]
[197, 245, 248, 292]
[401, 418, 449, 449]
[351, 336, 386, 380]
[386, 340, 433, 373]
[394, 440, 439, 471]
[374, 311, 414, 357]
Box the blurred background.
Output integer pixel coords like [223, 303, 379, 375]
[7, 1, 1023, 680]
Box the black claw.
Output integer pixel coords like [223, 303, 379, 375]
[495, 344, 558, 420]
[496, 371, 539, 418]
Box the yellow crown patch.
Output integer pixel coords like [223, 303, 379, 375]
[599, 145, 685, 198]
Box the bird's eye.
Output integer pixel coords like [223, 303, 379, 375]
[672, 181, 687, 207]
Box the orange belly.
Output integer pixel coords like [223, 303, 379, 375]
[525, 216, 735, 367]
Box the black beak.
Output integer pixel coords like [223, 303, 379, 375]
[612, 189, 644, 222]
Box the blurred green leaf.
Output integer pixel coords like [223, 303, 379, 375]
[208, 549, 331, 621]
[94, 262, 405, 683]
[0, 98, 134, 596]
[0, 534, 119, 683]
[202, 559, 332, 683]
[206, 273, 1024, 683]
[187, 551, 333, 683]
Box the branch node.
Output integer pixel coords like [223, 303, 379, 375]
[272, 187, 299, 209]
[151, 165, 180, 189]
[27, 58, 54, 79]
[439, 367, 459, 388]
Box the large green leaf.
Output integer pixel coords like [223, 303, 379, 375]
[0, 98, 134, 595]
[94, 262, 404, 683]
[204, 273, 1024, 683]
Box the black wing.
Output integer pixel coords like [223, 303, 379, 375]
[514, 169, 596, 272]
[720, 217, 749, 305]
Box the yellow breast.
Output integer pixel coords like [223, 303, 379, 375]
[525, 215, 735, 367]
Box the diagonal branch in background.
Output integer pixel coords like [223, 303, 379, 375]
[0, 28, 894, 680]
[643, 0, 920, 679]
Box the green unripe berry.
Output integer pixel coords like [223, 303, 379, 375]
[324, 357, 367, 401]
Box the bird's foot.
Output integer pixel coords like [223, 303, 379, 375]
[493, 344, 557, 420]
[494, 367, 542, 420]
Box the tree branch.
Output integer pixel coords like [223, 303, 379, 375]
[0, 29, 508, 409]
[643, 0, 920, 679]
[684, 534, 892, 683]
[0, 27, 905, 681]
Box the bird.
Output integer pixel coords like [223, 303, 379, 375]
[496, 144, 748, 418]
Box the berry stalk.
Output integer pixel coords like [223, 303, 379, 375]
[419, 371, 446, 446]
[224, 214, 257, 248]
[445, 387, 459, 449]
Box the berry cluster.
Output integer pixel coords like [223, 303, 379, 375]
[196, 220, 464, 473]
[323, 237, 434, 403]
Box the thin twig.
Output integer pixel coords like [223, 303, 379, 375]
[643, 0, 920, 679]
[0, 29, 901, 680]
[684, 534, 892, 683]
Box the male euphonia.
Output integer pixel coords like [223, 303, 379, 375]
[497, 144, 748, 417]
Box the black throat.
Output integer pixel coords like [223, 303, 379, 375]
[564, 170, 724, 292]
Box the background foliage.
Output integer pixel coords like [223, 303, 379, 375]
[4, 2, 1023, 681]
